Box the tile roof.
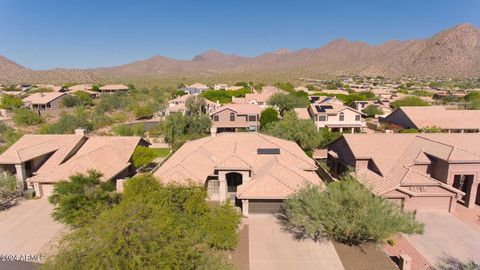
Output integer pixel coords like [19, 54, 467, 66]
[389, 106, 480, 130]
[294, 108, 311, 120]
[28, 136, 143, 183]
[210, 103, 262, 115]
[23, 92, 66, 104]
[0, 134, 85, 165]
[154, 133, 321, 199]
[336, 133, 480, 195]
[99, 84, 129, 91]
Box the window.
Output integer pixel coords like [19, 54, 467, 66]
[355, 115, 360, 121]
[318, 115, 326, 121]
[339, 112, 344, 121]
[230, 113, 235, 121]
[248, 115, 257, 122]
[213, 115, 219, 121]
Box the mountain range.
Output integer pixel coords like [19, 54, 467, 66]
[1, 23, 480, 84]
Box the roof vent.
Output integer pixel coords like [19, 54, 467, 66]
[257, 148, 280, 155]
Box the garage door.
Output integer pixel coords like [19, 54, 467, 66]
[40, 184, 55, 197]
[249, 199, 284, 214]
[404, 196, 452, 212]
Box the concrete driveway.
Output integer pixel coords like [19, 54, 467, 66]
[0, 198, 65, 259]
[249, 214, 344, 270]
[404, 212, 480, 265]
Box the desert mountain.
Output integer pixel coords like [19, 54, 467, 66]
[1, 23, 479, 84]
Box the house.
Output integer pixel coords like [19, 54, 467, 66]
[154, 132, 323, 216]
[0, 130, 148, 197]
[161, 94, 220, 116]
[353, 100, 392, 117]
[307, 96, 365, 133]
[210, 104, 262, 133]
[22, 92, 68, 110]
[99, 84, 129, 94]
[214, 84, 244, 91]
[326, 133, 480, 212]
[381, 106, 480, 133]
[68, 84, 99, 98]
[232, 86, 283, 107]
[182, 83, 209, 95]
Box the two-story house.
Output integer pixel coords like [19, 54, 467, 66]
[307, 96, 365, 133]
[327, 133, 480, 212]
[161, 94, 220, 116]
[209, 104, 261, 134]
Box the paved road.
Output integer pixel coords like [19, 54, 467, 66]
[249, 214, 344, 270]
[0, 198, 64, 259]
[404, 212, 480, 265]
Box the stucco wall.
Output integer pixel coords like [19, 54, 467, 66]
[211, 108, 259, 128]
[314, 108, 362, 128]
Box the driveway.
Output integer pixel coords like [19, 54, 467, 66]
[249, 214, 344, 270]
[404, 212, 480, 265]
[0, 198, 65, 259]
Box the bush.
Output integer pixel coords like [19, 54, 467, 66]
[48, 171, 120, 228]
[391, 96, 429, 109]
[163, 113, 211, 144]
[436, 256, 480, 270]
[0, 95, 23, 109]
[39, 109, 92, 134]
[0, 172, 17, 201]
[260, 107, 279, 129]
[400, 128, 420, 133]
[131, 146, 169, 167]
[283, 176, 424, 245]
[362, 105, 384, 117]
[13, 108, 43, 126]
[112, 124, 144, 136]
[61, 92, 93, 108]
[43, 175, 239, 270]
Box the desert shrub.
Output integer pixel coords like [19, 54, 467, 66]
[13, 108, 43, 126]
[48, 171, 120, 228]
[400, 128, 420, 133]
[112, 124, 144, 136]
[391, 96, 429, 109]
[39, 109, 92, 134]
[0, 123, 22, 154]
[0, 95, 23, 109]
[283, 176, 424, 245]
[0, 172, 17, 202]
[267, 92, 309, 115]
[436, 255, 480, 270]
[163, 113, 211, 144]
[43, 175, 239, 270]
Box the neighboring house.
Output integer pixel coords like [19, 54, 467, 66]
[214, 84, 243, 91]
[154, 132, 323, 216]
[353, 100, 392, 117]
[381, 106, 480, 133]
[181, 83, 209, 95]
[210, 104, 262, 133]
[99, 84, 129, 94]
[0, 130, 148, 197]
[307, 96, 365, 133]
[232, 86, 283, 107]
[22, 92, 67, 110]
[161, 94, 220, 116]
[327, 133, 480, 212]
[68, 84, 98, 98]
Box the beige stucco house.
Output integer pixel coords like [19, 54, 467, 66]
[0, 131, 148, 197]
[210, 104, 262, 133]
[154, 133, 323, 216]
[307, 96, 365, 133]
[381, 106, 480, 133]
[232, 86, 284, 107]
[22, 92, 67, 110]
[99, 84, 129, 94]
[161, 94, 219, 116]
[327, 133, 480, 212]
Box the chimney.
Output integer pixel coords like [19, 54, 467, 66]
[75, 128, 87, 136]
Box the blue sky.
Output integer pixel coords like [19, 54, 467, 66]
[0, 0, 478, 69]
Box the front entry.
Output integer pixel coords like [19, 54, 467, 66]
[226, 172, 243, 206]
[453, 174, 476, 207]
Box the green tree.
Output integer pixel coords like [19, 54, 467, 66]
[260, 108, 279, 129]
[362, 105, 384, 118]
[40, 109, 92, 134]
[48, 171, 120, 228]
[283, 176, 424, 245]
[0, 172, 17, 203]
[267, 93, 309, 115]
[264, 111, 321, 151]
[391, 96, 429, 109]
[163, 113, 210, 144]
[0, 95, 23, 109]
[43, 175, 239, 270]
[186, 95, 207, 115]
[13, 108, 43, 126]
[131, 146, 162, 167]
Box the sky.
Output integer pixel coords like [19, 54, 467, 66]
[0, 0, 479, 70]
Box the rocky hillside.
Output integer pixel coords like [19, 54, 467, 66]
[1, 23, 479, 84]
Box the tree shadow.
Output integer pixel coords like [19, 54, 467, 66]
[274, 209, 328, 243]
[435, 254, 480, 270]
